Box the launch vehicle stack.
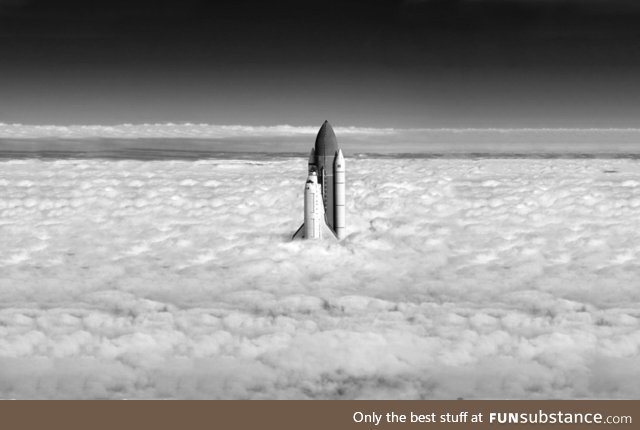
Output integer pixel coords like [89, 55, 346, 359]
[293, 120, 345, 240]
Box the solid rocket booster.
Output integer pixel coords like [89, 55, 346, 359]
[334, 149, 345, 239]
[293, 120, 345, 240]
[303, 171, 323, 239]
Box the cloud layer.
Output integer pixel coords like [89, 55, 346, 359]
[0, 123, 394, 139]
[3, 124, 640, 155]
[1, 157, 640, 398]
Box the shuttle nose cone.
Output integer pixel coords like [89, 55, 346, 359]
[314, 120, 338, 157]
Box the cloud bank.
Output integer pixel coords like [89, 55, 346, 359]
[0, 123, 395, 139]
[3, 124, 640, 155]
[1, 157, 640, 398]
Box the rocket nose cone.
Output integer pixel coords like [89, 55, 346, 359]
[314, 120, 338, 156]
[320, 120, 333, 133]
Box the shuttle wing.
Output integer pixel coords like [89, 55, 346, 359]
[292, 223, 304, 240]
[291, 216, 338, 240]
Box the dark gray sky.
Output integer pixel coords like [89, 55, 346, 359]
[2, 0, 640, 127]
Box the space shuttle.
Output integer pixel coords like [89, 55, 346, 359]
[293, 120, 345, 240]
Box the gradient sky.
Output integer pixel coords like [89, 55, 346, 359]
[2, 0, 640, 127]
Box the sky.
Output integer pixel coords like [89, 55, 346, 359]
[2, 0, 640, 127]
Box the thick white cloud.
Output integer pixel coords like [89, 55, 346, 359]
[1, 157, 640, 399]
